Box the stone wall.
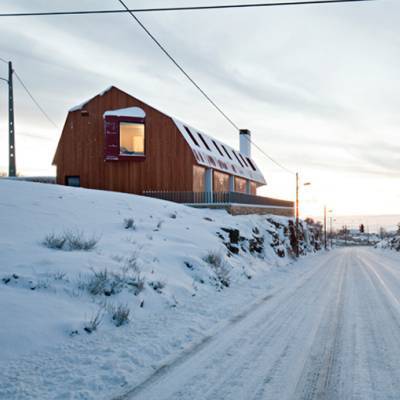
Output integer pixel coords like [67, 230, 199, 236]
[190, 203, 294, 217]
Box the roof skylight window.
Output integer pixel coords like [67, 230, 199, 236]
[197, 133, 211, 151]
[184, 126, 200, 147]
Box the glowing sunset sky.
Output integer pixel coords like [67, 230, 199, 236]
[0, 0, 398, 218]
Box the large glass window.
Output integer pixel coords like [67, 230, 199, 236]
[120, 122, 145, 156]
[250, 182, 257, 195]
[214, 171, 230, 192]
[193, 166, 205, 192]
[234, 177, 247, 193]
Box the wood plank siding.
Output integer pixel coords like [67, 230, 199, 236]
[53, 87, 196, 194]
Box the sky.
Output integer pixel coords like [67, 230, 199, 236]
[0, 0, 399, 220]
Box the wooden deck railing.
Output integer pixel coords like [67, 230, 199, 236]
[143, 191, 294, 208]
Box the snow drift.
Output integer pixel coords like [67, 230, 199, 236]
[376, 235, 400, 251]
[0, 179, 321, 399]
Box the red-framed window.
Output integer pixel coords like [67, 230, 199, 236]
[104, 115, 146, 161]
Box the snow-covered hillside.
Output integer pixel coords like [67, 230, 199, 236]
[0, 180, 320, 399]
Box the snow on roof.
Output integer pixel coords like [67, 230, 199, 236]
[69, 86, 114, 112]
[173, 118, 266, 185]
[103, 107, 146, 119]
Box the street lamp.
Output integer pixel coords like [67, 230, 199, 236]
[328, 209, 334, 248]
[295, 173, 312, 257]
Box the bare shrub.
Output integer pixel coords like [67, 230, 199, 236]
[123, 253, 140, 273]
[42, 230, 98, 251]
[86, 269, 109, 296]
[85, 268, 123, 297]
[42, 233, 66, 249]
[85, 257, 144, 297]
[64, 231, 98, 251]
[84, 309, 103, 334]
[149, 280, 166, 293]
[120, 254, 145, 295]
[203, 251, 230, 288]
[128, 273, 145, 295]
[111, 304, 130, 327]
[123, 218, 136, 230]
[52, 271, 67, 281]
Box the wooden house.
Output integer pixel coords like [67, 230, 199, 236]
[53, 86, 293, 216]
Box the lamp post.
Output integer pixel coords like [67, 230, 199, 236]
[327, 209, 333, 249]
[295, 172, 311, 257]
[328, 210, 334, 248]
[324, 206, 327, 250]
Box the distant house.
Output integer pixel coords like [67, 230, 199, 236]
[53, 86, 293, 216]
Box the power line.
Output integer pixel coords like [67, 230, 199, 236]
[117, 0, 239, 130]
[117, 0, 300, 173]
[246, 135, 295, 174]
[13, 71, 58, 128]
[0, 0, 375, 17]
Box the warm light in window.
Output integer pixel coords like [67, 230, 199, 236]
[120, 122, 145, 155]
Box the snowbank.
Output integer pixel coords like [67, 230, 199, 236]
[0, 180, 320, 399]
[376, 236, 400, 251]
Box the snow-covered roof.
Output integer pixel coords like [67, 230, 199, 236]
[103, 107, 146, 119]
[69, 86, 114, 112]
[173, 118, 266, 185]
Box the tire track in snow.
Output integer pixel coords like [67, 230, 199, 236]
[291, 253, 348, 400]
[115, 248, 400, 400]
[354, 252, 400, 399]
[115, 253, 339, 400]
[199, 260, 336, 400]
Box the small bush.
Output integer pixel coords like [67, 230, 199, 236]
[86, 268, 123, 297]
[42, 233, 66, 249]
[149, 280, 166, 293]
[42, 231, 98, 251]
[86, 269, 109, 296]
[203, 251, 230, 288]
[84, 309, 103, 334]
[84, 259, 145, 297]
[128, 273, 145, 295]
[111, 304, 130, 327]
[123, 218, 136, 230]
[64, 231, 98, 251]
[124, 253, 140, 273]
[52, 271, 67, 281]
[121, 254, 145, 295]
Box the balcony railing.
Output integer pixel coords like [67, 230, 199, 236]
[143, 191, 294, 208]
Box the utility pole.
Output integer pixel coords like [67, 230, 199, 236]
[1, 60, 16, 176]
[324, 206, 327, 250]
[8, 61, 16, 177]
[295, 172, 299, 257]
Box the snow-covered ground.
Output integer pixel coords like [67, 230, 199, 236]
[119, 247, 400, 400]
[376, 235, 400, 251]
[0, 180, 320, 400]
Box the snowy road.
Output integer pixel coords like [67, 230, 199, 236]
[118, 247, 400, 400]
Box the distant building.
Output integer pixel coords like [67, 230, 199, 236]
[53, 86, 293, 216]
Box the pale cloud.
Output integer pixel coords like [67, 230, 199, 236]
[0, 0, 399, 215]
